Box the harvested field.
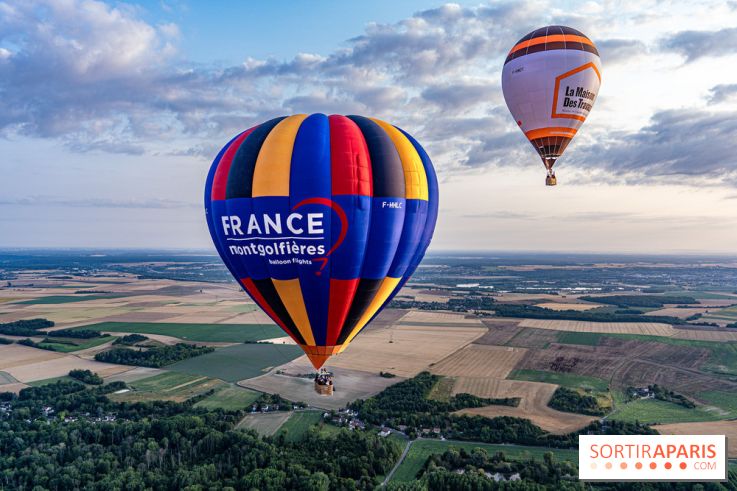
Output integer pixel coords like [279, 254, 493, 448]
[453, 377, 595, 434]
[518, 319, 675, 336]
[655, 421, 737, 457]
[399, 310, 483, 326]
[671, 330, 737, 342]
[241, 357, 403, 411]
[646, 307, 714, 319]
[0, 371, 19, 385]
[4, 353, 129, 382]
[430, 345, 526, 379]
[328, 325, 486, 378]
[236, 412, 292, 436]
[0, 383, 29, 394]
[0, 343, 65, 370]
[535, 302, 600, 311]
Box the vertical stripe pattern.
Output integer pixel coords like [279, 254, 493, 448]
[205, 113, 438, 369]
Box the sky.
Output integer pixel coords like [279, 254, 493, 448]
[1, 0, 737, 253]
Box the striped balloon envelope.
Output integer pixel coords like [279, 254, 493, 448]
[502, 26, 601, 186]
[204, 114, 439, 369]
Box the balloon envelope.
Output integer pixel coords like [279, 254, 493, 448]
[501, 26, 601, 185]
[204, 114, 438, 369]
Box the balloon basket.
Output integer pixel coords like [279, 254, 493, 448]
[545, 176, 557, 186]
[314, 369, 334, 396]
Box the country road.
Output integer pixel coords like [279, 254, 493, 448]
[382, 439, 413, 486]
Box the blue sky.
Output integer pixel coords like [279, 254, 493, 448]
[1, 0, 737, 252]
[140, 0, 480, 62]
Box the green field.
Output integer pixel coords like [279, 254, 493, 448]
[391, 440, 578, 482]
[167, 343, 303, 382]
[74, 322, 284, 343]
[236, 412, 292, 436]
[556, 331, 602, 346]
[609, 398, 720, 424]
[698, 390, 737, 418]
[16, 294, 126, 304]
[276, 411, 324, 442]
[665, 291, 737, 300]
[28, 375, 77, 387]
[37, 335, 115, 353]
[428, 376, 454, 402]
[111, 371, 224, 403]
[194, 385, 261, 410]
[508, 369, 610, 392]
[0, 371, 19, 385]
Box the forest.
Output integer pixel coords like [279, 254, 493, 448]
[548, 387, 608, 416]
[94, 343, 214, 367]
[0, 381, 401, 490]
[0, 318, 55, 336]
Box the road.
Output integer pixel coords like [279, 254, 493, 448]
[382, 438, 413, 486]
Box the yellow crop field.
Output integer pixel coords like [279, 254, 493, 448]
[655, 421, 737, 457]
[328, 325, 486, 378]
[518, 319, 675, 336]
[454, 377, 596, 434]
[430, 345, 526, 379]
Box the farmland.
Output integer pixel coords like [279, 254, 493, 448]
[236, 412, 292, 436]
[2, 251, 737, 477]
[276, 411, 324, 442]
[453, 377, 596, 434]
[168, 343, 303, 382]
[609, 398, 721, 424]
[193, 385, 261, 410]
[110, 371, 225, 403]
[508, 369, 609, 392]
[74, 321, 283, 343]
[391, 440, 578, 483]
[430, 344, 526, 378]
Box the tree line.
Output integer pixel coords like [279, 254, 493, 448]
[94, 343, 214, 367]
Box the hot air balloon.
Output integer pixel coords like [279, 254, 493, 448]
[502, 26, 601, 186]
[204, 114, 439, 378]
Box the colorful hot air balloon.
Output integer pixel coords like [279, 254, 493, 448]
[502, 26, 601, 186]
[204, 114, 438, 370]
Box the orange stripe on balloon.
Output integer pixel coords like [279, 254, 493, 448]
[509, 34, 596, 55]
[524, 127, 577, 140]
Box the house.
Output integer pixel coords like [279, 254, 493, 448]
[378, 428, 391, 437]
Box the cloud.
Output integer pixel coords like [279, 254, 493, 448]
[708, 84, 737, 105]
[660, 26, 737, 62]
[572, 108, 737, 185]
[596, 39, 647, 64]
[2, 0, 735, 189]
[0, 196, 197, 209]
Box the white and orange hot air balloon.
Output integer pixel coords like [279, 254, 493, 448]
[502, 26, 602, 186]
